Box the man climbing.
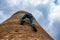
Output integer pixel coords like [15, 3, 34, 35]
[20, 12, 37, 32]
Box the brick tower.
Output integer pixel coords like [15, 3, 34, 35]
[0, 11, 53, 40]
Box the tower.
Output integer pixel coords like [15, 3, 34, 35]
[0, 11, 53, 40]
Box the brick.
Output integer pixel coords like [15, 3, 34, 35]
[0, 11, 53, 40]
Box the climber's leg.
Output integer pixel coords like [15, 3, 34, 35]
[29, 18, 37, 32]
[20, 15, 26, 25]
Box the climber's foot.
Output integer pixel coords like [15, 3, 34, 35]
[32, 27, 37, 32]
[20, 21, 25, 25]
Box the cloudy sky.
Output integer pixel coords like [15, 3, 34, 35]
[0, 0, 60, 40]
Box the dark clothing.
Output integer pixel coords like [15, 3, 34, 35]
[22, 13, 33, 19]
[20, 12, 37, 32]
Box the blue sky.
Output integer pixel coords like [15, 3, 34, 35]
[0, 0, 60, 40]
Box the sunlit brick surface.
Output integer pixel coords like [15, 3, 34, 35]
[0, 11, 53, 40]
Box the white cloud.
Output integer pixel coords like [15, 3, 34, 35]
[47, 2, 60, 39]
[6, 0, 50, 7]
[0, 10, 4, 17]
[48, 4, 60, 26]
[28, 0, 41, 6]
[21, 0, 49, 7]
[6, 0, 21, 7]
[0, 10, 4, 23]
[48, 0, 60, 26]
[0, 10, 10, 23]
[31, 10, 43, 19]
[41, 0, 49, 4]
[58, 0, 60, 4]
[29, 0, 50, 6]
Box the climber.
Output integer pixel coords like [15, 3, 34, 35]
[20, 12, 37, 32]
